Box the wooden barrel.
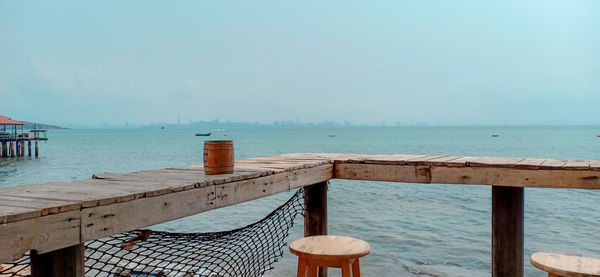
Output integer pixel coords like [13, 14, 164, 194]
[203, 140, 234, 175]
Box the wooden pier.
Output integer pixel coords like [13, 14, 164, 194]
[1, 153, 600, 277]
[0, 116, 48, 158]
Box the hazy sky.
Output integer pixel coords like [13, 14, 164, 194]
[1, 1, 599, 127]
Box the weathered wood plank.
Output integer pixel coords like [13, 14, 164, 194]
[335, 163, 430, 183]
[515, 158, 547, 170]
[469, 157, 526, 168]
[0, 196, 80, 217]
[563, 160, 590, 170]
[591, 160, 600, 171]
[214, 164, 333, 208]
[430, 167, 600, 188]
[81, 186, 214, 241]
[0, 205, 41, 223]
[0, 210, 80, 263]
[540, 159, 567, 170]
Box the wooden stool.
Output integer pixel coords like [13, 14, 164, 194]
[290, 235, 370, 277]
[531, 252, 600, 277]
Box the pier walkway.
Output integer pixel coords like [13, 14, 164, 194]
[1, 153, 599, 277]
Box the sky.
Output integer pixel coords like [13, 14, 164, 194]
[1, 1, 599, 127]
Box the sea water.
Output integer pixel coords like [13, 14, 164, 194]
[1, 126, 599, 276]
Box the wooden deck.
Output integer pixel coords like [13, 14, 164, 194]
[1, 153, 600, 276]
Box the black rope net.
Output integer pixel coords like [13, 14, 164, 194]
[1, 188, 304, 277]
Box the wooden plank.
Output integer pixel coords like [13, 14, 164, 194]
[335, 163, 430, 183]
[81, 186, 214, 241]
[0, 205, 41, 223]
[591, 160, 600, 171]
[515, 158, 547, 170]
[563, 160, 590, 170]
[469, 157, 526, 168]
[492, 186, 524, 277]
[0, 196, 80, 216]
[214, 164, 333, 208]
[405, 155, 448, 166]
[0, 210, 80, 263]
[362, 154, 428, 165]
[540, 159, 568, 170]
[424, 156, 464, 166]
[430, 167, 600, 189]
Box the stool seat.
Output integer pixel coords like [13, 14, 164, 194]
[290, 235, 370, 277]
[531, 252, 600, 277]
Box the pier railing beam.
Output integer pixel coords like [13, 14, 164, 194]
[30, 244, 85, 277]
[492, 186, 524, 277]
[304, 181, 328, 277]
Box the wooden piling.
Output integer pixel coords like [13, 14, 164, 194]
[304, 181, 328, 277]
[35, 140, 39, 157]
[1, 142, 5, 157]
[15, 141, 20, 157]
[10, 142, 15, 157]
[492, 186, 524, 277]
[28, 141, 32, 156]
[30, 244, 85, 277]
[20, 141, 25, 156]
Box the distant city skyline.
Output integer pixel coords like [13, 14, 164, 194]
[1, 1, 599, 127]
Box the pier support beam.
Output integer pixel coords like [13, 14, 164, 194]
[1, 142, 6, 157]
[10, 142, 15, 157]
[304, 181, 328, 277]
[20, 141, 25, 156]
[15, 141, 20, 157]
[492, 186, 524, 277]
[30, 244, 85, 277]
[28, 141, 32, 156]
[35, 140, 39, 157]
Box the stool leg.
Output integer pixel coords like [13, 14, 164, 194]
[297, 257, 307, 277]
[352, 259, 361, 277]
[341, 261, 351, 277]
[308, 264, 318, 277]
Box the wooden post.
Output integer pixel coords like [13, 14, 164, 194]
[10, 142, 15, 157]
[304, 181, 328, 277]
[492, 186, 524, 277]
[15, 141, 20, 157]
[28, 141, 32, 156]
[20, 141, 25, 156]
[35, 140, 39, 157]
[30, 244, 85, 277]
[1, 142, 5, 157]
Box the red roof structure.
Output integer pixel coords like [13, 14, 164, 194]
[0, 115, 24, 125]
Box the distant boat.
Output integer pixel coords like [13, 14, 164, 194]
[491, 134, 500, 137]
[196, 133, 211, 136]
[329, 135, 336, 137]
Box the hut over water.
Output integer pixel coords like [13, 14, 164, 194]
[0, 115, 47, 158]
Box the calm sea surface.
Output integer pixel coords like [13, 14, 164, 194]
[1, 126, 599, 276]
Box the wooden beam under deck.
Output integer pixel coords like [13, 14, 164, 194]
[1, 153, 600, 276]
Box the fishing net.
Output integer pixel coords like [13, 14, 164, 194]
[1, 188, 305, 277]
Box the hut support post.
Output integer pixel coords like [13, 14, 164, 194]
[30, 244, 85, 277]
[304, 181, 328, 277]
[492, 186, 524, 277]
[35, 140, 39, 157]
[1, 142, 5, 157]
[20, 141, 25, 156]
[28, 141, 32, 156]
[15, 141, 20, 157]
[10, 142, 15, 157]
